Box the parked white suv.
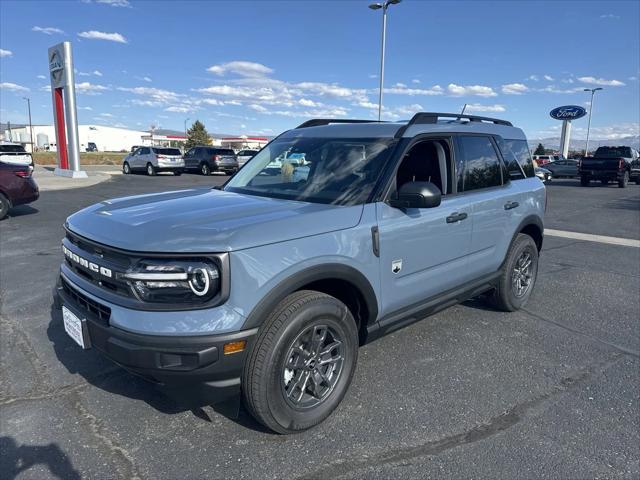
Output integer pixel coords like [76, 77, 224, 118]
[122, 147, 184, 176]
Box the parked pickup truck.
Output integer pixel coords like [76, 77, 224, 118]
[580, 146, 640, 187]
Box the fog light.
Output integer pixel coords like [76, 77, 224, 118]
[223, 340, 246, 355]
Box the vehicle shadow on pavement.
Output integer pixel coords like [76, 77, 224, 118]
[46, 304, 270, 433]
[5, 205, 38, 219]
[0, 436, 81, 480]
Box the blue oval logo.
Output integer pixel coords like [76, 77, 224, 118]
[550, 105, 587, 121]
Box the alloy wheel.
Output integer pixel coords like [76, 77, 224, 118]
[281, 324, 344, 409]
[512, 250, 533, 297]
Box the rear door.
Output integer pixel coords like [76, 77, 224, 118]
[454, 135, 518, 278]
[184, 148, 196, 169]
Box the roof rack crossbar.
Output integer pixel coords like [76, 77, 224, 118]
[394, 112, 513, 138]
[295, 119, 383, 129]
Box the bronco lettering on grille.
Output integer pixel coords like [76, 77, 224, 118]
[63, 245, 112, 278]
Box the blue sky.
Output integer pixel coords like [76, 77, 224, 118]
[1, 0, 638, 140]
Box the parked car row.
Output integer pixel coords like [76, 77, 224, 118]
[122, 145, 259, 176]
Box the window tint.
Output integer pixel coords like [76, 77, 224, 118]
[504, 139, 534, 178]
[140, 147, 150, 155]
[152, 148, 182, 155]
[215, 149, 236, 156]
[0, 145, 27, 153]
[456, 136, 503, 192]
[495, 137, 525, 180]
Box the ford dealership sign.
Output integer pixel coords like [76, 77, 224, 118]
[550, 105, 587, 121]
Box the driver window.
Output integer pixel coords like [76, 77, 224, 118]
[395, 139, 451, 196]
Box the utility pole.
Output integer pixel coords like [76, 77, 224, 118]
[584, 87, 603, 156]
[23, 97, 34, 153]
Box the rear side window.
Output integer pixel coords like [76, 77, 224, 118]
[153, 148, 182, 155]
[455, 136, 503, 192]
[140, 147, 150, 155]
[216, 149, 236, 156]
[504, 140, 534, 178]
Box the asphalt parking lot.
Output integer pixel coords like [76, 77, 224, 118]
[1, 173, 639, 479]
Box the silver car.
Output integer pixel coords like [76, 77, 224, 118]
[236, 149, 259, 168]
[122, 147, 184, 176]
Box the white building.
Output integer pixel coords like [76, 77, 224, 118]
[219, 136, 269, 150]
[2, 124, 149, 152]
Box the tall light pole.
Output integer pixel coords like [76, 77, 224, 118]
[22, 97, 34, 153]
[369, 0, 401, 122]
[584, 87, 602, 156]
[184, 117, 190, 150]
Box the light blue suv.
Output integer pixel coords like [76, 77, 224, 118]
[55, 113, 545, 433]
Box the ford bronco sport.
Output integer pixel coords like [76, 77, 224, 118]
[54, 113, 545, 433]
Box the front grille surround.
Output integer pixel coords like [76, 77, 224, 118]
[61, 275, 111, 325]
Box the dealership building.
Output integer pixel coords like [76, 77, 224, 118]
[2, 124, 270, 152]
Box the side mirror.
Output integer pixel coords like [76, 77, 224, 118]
[389, 181, 442, 209]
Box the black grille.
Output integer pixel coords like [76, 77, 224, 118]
[61, 276, 111, 325]
[64, 230, 133, 298]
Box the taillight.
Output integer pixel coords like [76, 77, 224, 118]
[619, 159, 625, 169]
[15, 170, 31, 178]
[213, 155, 220, 162]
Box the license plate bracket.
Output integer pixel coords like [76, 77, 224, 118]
[62, 306, 92, 349]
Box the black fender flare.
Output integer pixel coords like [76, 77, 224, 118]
[241, 263, 379, 330]
[514, 214, 544, 250]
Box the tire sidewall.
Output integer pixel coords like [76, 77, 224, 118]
[259, 297, 358, 432]
[501, 235, 539, 311]
[146, 163, 155, 176]
[201, 163, 210, 175]
[0, 193, 9, 220]
[123, 162, 130, 174]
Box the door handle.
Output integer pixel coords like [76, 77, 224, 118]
[446, 212, 468, 223]
[504, 201, 520, 210]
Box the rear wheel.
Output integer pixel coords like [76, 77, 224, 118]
[0, 193, 10, 220]
[200, 163, 211, 176]
[146, 163, 156, 176]
[122, 162, 131, 174]
[242, 290, 358, 434]
[174, 170, 182, 176]
[580, 176, 590, 186]
[618, 171, 629, 188]
[600, 179, 608, 185]
[489, 234, 539, 312]
[635, 177, 640, 185]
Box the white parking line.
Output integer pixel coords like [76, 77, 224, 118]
[546, 229, 640, 248]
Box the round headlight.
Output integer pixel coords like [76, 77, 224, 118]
[189, 267, 211, 296]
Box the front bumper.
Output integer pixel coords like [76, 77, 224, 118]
[54, 276, 256, 402]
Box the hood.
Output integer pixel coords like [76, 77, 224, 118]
[66, 188, 363, 252]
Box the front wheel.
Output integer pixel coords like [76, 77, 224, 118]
[580, 176, 590, 186]
[146, 163, 156, 176]
[200, 163, 211, 176]
[122, 162, 131, 174]
[618, 171, 629, 188]
[489, 234, 539, 312]
[242, 290, 358, 434]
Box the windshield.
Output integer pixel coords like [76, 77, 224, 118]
[0, 145, 27, 153]
[153, 148, 182, 155]
[224, 137, 395, 205]
[595, 147, 631, 158]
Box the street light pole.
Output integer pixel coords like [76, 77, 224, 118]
[584, 87, 602, 156]
[369, 0, 401, 122]
[22, 97, 34, 153]
[184, 117, 190, 151]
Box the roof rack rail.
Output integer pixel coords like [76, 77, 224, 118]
[395, 112, 513, 138]
[295, 119, 383, 129]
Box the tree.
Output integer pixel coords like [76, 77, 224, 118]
[185, 120, 211, 150]
[534, 143, 545, 156]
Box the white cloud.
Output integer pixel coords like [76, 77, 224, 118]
[528, 75, 539, 81]
[32, 26, 64, 35]
[78, 106, 93, 111]
[394, 82, 407, 88]
[75, 82, 109, 95]
[118, 86, 182, 103]
[98, 112, 114, 117]
[537, 85, 584, 94]
[577, 76, 625, 86]
[37, 74, 46, 79]
[143, 76, 152, 82]
[207, 61, 273, 77]
[463, 103, 506, 113]
[368, 74, 378, 79]
[629, 76, 638, 81]
[0, 49, 12, 58]
[447, 83, 497, 97]
[501, 83, 528, 95]
[298, 98, 321, 107]
[600, 13, 620, 19]
[78, 30, 127, 43]
[383, 85, 443, 96]
[93, 70, 103, 77]
[84, 0, 131, 6]
[569, 122, 639, 140]
[543, 75, 554, 81]
[0, 82, 30, 92]
[411, 79, 421, 84]
[249, 104, 268, 112]
[200, 98, 225, 106]
[165, 105, 199, 113]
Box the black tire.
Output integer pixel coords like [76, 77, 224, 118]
[146, 163, 156, 176]
[600, 179, 608, 185]
[635, 177, 640, 185]
[618, 171, 629, 188]
[174, 170, 182, 176]
[242, 290, 359, 434]
[489, 234, 539, 312]
[580, 176, 590, 186]
[200, 163, 211, 176]
[0, 193, 10, 220]
[123, 162, 131, 174]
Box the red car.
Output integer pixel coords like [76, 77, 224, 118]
[0, 162, 39, 220]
